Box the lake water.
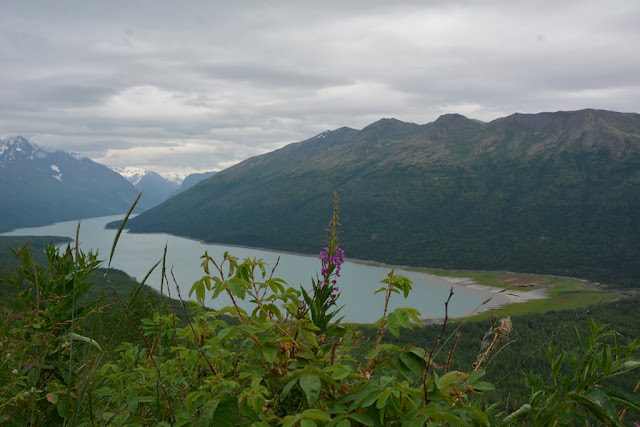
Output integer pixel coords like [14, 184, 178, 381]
[1, 215, 507, 322]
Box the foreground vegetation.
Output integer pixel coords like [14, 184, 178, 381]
[1, 197, 639, 425]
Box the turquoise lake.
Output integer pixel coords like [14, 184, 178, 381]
[1, 215, 507, 322]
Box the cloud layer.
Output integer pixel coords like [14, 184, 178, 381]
[1, 0, 639, 176]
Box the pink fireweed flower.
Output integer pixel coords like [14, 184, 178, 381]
[304, 191, 345, 332]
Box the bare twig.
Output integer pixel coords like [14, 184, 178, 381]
[423, 287, 454, 404]
[268, 256, 280, 281]
[446, 327, 462, 373]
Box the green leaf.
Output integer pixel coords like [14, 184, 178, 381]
[569, 389, 620, 425]
[367, 343, 399, 360]
[349, 412, 374, 426]
[612, 359, 640, 375]
[408, 347, 429, 360]
[601, 344, 612, 374]
[300, 420, 316, 427]
[600, 386, 640, 414]
[471, 406, 489, 426]
[501, 404, 531, 423]
[401, 411, 425, 427]
[228, 278, 247, 300]
[375, 389, 392, 409]
[282, 376, 299, 398]
[281, 415, 299, 427]
[299, 374, 322, 406]
[360, 389, 384, 408]
[423, 407, 465, 424]
[438, 371, 469, 388]
[471, 381, 495, 391]
[190, 278, 206, 304]
[349, 385, 379, 411]
[325, 364, 351, 380]
[211, 395, 239, 426]
[468, 369, 486, 384]
[263, 344, 278, 363]
[301, 409, 332, 422]
[398, 352, 423, 377]
[386, 313, 399, 337]
[57, 395, 75, 419]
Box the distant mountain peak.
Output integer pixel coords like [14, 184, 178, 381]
[363, 117, 409, 129]
[312, 126, 358, 140]
[433, 113, 473, 123]
[0, 135, 42, 165]
[0, 135, 149, 231]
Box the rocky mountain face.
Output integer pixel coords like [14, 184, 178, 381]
[117, 109, 640, 284]
[0, 136, 149, 231]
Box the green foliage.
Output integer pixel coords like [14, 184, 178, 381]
[0, 242, 101, 424]
[2, 244, 638, 425]
[503, 320, 640, 426]
[2, 204, 640, 425]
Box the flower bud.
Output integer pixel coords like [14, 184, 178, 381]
[12, 369, 18, 375]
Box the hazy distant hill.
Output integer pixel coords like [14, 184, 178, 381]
[133, 171, 180, 206]
[175, 171, 217, 194]
[122, 109, 640, 284]
[0, 136, 149, 231]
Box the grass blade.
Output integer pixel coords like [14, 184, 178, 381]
[128, 259, 162, 309]
[108, 193, 141, 268]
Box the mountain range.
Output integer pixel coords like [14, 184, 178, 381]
[111, 167, 217, 206]
[121, 109, 640, 284]
[0, 136, 150, 232]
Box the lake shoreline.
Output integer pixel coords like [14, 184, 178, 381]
[120, 226, 550, 320]
[3, 215, 549, 323]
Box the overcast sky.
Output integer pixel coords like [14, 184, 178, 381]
[1, 1, 639, 177]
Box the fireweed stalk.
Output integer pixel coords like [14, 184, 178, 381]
[301, 192, 344, 332]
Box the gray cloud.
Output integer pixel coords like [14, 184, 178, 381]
[0, 0, 638, 177]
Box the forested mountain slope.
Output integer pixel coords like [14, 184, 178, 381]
[0, 137, 150, 232]
[123, 109, 640, 284]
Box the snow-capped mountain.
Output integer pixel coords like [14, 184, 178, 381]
[111, 166, 149, 186]
[0, 136, 150, 231]
[111, 167, 182, 206]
